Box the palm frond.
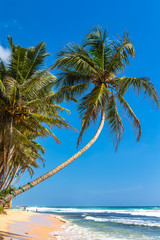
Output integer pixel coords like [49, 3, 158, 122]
[83, 26, 109, 70]
[24, 41, 51, 80]
[106, 95, 124, 151]
[13, 128, 35, 147]
[56, 68, 92, 89]
[107, 32, 135, 74]
[0, 79, 5, 93]
[7, 36, 15, 52]
[117, 77, 159, 107]
[77, 84, 108, 146]
[7, 38, 51, 84]
[0, 59, 7, 80]
[21, 71, 55, 95]
[55, 83, 89, 102]
[54, 43, 100, 76]
[83, 26, 107, 48]
[118, 94, 141, 141]
[31, 141, 46, 154]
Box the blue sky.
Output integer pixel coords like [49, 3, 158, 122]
[1, 0, 160, 206]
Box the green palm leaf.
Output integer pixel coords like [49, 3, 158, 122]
[54, 43, 100, 76]
[77, 84, 108, 145]
[107, 32, 135, 74]
[0, 37, 74, 190]
[55, 26, 158, 150]
[83, 26, 110, 70]
[106, 95, 124, 151]
[118, 94, 141, 141]
[24, 41, 51, 80]
[117, 77, 159, 107]
[0, 79, 5, 93]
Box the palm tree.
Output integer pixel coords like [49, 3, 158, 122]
[0, 141, 46, 191]
[0, 37, 72, 192]
[0, 27, 158, 206]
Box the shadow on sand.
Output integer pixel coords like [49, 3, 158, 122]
[0, 230, 32, 239]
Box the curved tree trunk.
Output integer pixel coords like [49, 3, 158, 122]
[0, 108, 105, 206]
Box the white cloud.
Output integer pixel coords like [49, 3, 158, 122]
[0, 45, 10, 63]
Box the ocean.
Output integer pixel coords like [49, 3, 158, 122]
[24, 206, 160, 239]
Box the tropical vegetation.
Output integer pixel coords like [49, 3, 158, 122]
[0, 37, 72, 198]
[0, 27, 158, 206]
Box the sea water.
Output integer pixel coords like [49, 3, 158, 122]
[25, 206, 160, 239]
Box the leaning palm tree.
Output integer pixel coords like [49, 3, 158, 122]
[0, 27, 158, 206]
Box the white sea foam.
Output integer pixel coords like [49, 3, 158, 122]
[25, 207, 160, 218]
[85, 216, 160, 228]
[17, 207, 160, 239]
[52, 222, 127, 240]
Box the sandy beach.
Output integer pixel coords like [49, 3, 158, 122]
[0, 209, 65, 240]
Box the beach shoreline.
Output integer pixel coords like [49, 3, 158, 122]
[0, 209, 65, 240]
[19, 206, 160, 240]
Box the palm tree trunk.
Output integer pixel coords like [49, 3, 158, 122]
[0, 107, 105, 206]
[0, 146, 15, 179]
[2, 127, 5, 171]
[0, 127, 5, 186]
[5, 165, 20, 189]
[5, 118, 13, 171]
[0, 165, 12, 191]
[0, 147, 15, 171]
[0, 119, 14, 187]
